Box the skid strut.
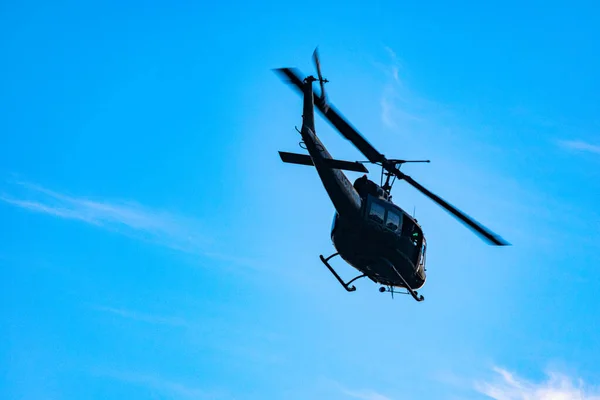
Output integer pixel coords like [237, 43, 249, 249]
[319, 253, 366, 292]
[379, 258, 424, 302]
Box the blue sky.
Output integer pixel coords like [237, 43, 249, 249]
[2, 0, 600, 399]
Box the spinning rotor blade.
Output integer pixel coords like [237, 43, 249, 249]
[274, 67, 385, 164]
[313, 47, 327, 99]
[319, 99, 385, 164]
[275, 65, 509, 246]
[396, 171, 509, 246]
[274, 67, 304, 91]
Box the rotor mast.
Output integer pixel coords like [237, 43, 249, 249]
[381, 160, 430, 194]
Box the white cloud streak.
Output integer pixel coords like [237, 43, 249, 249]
[329, 379, 393, 400]
[92, 305, 191, 327]
[378, 46, 427, 131]
[558, 139, 600, 155]
[97, 370, 228, 400]
[342, 388, 393, 400]
[474, 366, 600, 400]
[0, 180, 209, 253]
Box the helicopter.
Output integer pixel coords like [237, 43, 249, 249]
[274, 49, 509, 302]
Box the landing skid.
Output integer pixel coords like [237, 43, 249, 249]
[319, 253, 424, 302]
[319, 253, 366, 292]
[379, 258, 425, 302]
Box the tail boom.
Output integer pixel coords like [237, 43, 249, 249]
[296, 76, 362, 219]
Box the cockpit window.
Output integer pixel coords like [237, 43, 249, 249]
[386, 210, 400, 232]
[368, 202, 385, 224]
[401, 219, 414, 237]
[411, 230, 420, 246]
[418, 240, 427, 269]
[401, 218, 421, 246]
[409, 224, 423, 246]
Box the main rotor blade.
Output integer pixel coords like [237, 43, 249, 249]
[396, 171, 510, 246]
[275, 67, 508, 245]
[313, 47, 326, 99]
[274, 67, 305, 91]
[274, 67, 385, 164]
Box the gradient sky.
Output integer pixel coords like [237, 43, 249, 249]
[2, 1, 600, 399]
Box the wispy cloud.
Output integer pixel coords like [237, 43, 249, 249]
[92, 305, 191, 327]
[383, 46, 401, 84]
[330, 380, 392, 400]
[474, 366, 600, 400]
[377, 46, 429, 131]
[96, 370, 228, 400]
[558, 139, 600, 155]
[342, 388, 393, 400]
[0, 179, 209, 253]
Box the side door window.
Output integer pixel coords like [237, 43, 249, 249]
[385, 210, 401, 232]
[368, 201, 385, 224]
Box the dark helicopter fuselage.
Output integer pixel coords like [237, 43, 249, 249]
[295, 76, 427, 291]
[330, 181, 427, 290]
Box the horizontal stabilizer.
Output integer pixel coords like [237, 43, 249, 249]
[279, 151, 369, 173]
